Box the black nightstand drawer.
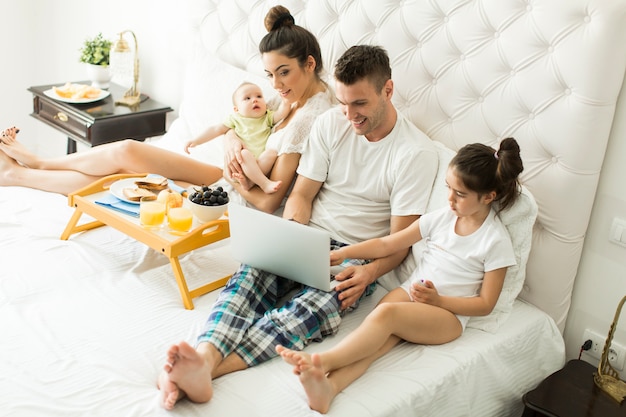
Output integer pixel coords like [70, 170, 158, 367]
[32, 95, 93, 143]
[28, 82, 173, 152]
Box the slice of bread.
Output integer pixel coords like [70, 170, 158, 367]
[123, 187, 157, 201]
[135, 176, 169, 192]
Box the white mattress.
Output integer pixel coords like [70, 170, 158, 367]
[0, 185, 565, 416]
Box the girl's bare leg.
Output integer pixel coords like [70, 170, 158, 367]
[235, 148, 281, 193]
[0, 138, 222, 195]
[277, 288, 462, 413]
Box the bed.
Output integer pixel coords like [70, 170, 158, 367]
[2, 0, 626, 416]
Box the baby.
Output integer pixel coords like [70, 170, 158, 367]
[185, 82, 290, 193]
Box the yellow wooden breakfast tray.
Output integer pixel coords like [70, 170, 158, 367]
[60, 173, 231, 309]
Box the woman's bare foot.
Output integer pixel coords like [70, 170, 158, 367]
[0, 149, 24, 186]
[0, 127, 40, 168]
[0, 126, 19, 143]
[158, 341, 214, 409]
[277, 345, 335, 414]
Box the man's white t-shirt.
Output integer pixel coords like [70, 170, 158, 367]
[298, 107, 439, 244]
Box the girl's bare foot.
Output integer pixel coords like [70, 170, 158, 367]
[0, 127, 39, 168]
[299, 353, 335, 414]
[158, 341, 214, 409]
[278, 346, 335, 414]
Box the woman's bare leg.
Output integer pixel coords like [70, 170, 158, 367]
[0, 138, 222, 195]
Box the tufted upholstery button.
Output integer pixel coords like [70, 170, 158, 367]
[510, 69, 516, 76]
[526, 4, 532, 11]
[448, 118, 453, 123]
[432, 79, 438, 86]
[416, 41, 423, 48]
[477, 96, 484, 103]
[584, 15, 591, 23]
[529, 113, 535, 120]
[443, 16, 449, 23]
[548, 46, 554, 53]
[460, 54, 466, 61]
[494, 31, 500, 39]
[552, 156, 558, 163]
[565, 88, 572, 95]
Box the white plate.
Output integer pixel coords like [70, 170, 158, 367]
[109, 177, 155, 204]
[43, 88, 110, 104]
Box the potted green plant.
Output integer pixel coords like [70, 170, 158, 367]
[79, 33, 112, 89]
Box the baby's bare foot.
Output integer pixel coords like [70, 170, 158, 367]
[232, 172, 253, 191]
[160, 341, 214, 407]
[261, 180, 282, 194]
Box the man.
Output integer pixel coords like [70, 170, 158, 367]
[158, 45, 438, 409]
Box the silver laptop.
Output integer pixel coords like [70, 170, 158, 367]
[228, 203, 344, 291]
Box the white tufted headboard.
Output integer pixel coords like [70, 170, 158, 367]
[183, 0, 626, 331]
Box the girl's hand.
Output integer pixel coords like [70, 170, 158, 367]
[410, 280, 441, 306]
[330, 249, 345, 266]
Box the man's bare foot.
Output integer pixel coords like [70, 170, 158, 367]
[0, 127, 39, 168]
[158, 341, 214, 409]
[157, 368, 183, 410]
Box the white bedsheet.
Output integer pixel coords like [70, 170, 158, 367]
[0, 185, 565, 416]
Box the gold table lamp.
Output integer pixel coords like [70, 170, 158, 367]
[594, 294, 626, 403]
[111, 30, 140, 107]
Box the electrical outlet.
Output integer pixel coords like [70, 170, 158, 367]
[583, 328, 626, 371]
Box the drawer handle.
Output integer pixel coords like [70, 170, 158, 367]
[55, 112, 68, 122]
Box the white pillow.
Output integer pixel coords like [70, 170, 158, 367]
[466, 185, 537, 332]
[379, 141, 538, 333]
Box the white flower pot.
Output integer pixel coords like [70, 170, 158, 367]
[85, 63, 111, 89]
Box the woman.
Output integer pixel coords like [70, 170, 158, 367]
[0, 6, 332, 214]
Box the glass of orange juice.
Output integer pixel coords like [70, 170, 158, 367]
[168, 207, 193, 233]
[139, 196, 166, 229]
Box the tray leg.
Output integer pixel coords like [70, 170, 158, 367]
[169, 256, 194, 310]
[60, 208, 106, 240]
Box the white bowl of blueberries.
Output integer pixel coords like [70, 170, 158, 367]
[187, 185, 229, 222]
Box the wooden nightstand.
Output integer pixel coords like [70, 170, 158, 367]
[28, 82, 173, 153]
[522, 359, 626, 417]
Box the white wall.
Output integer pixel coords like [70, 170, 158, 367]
[2, 0, 625, 374]
[0, 0, 190, 156]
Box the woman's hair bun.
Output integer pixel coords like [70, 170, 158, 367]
[265, 5, 295, 32]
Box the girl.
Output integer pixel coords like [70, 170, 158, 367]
[277, 137, 524, 414]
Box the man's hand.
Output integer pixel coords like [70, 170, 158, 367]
[333, 264, 375, 310]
